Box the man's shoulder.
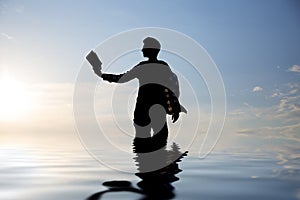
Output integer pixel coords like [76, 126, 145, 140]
[157, 60, 169, 66]
[137, 60, 169, 66]
[136, 61, 148, 66]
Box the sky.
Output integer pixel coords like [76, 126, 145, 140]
[1, 0, 300, 158]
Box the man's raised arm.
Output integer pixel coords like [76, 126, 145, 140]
[86, 50, 136, 83]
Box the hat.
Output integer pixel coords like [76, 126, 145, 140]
[143, 37, 161, 50]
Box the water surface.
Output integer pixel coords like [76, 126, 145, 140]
[1, 147, 299, 200]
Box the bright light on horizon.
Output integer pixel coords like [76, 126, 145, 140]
[0, 73, 36, 120]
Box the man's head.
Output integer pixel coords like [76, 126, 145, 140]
[142, 37, 161, 59]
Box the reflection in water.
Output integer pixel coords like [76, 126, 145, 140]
[134, 138, 188, 199]
[86, 138, 187, 200]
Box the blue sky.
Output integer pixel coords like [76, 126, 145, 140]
[1, 0, 300, 155]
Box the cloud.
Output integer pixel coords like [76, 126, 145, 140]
[271, 92, 281, 98]
[0, 2, 8, 14]
[232, 83, 300, 123]
[252, 86, 263, 92]
[288, 65, 300, 73]
[236, 124, 300, 142]
[236, 129, 254, 135]
[273, 83, 300, 121]
[1, 32, 14, 40]
[230, 82, 300, 135]
[15, 5, 24, 14]
[276, 95, 300, 120]
[0, 3, 24, 15]
[224, 82, 300, 155]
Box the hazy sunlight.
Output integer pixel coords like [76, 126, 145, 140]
[0, 74, 35, 120]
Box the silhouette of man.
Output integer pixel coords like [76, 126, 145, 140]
[87, 37, 186, 151]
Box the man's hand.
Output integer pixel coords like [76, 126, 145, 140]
[92, 66, 102, 77]
[172, 112, 180, 123]
[86, 50, 102, 76]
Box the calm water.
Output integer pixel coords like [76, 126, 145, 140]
[1, 146, 299, 200]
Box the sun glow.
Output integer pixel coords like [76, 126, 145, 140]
[0, 74, 35, 120]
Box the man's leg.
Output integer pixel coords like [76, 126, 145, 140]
[133, 103, 152, 139]
[150, 104, 168, 150]
[152, 121, 168, 149]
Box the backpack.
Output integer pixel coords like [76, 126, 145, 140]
[163, 71, 186, 115]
